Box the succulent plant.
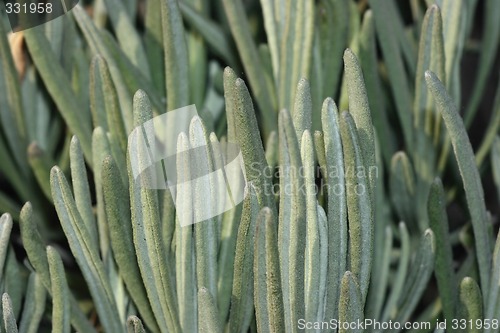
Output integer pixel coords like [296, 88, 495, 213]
[0, 0, 499, 332]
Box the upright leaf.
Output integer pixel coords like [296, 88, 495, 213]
[321, 98, 347, 321]
[457, 277, 483, 333]
[24, 26, 92, 160]
[428, 178, 456, 324]
[221, 0, 277, 136]
[426, 71, 491, 294]
[0, 213, 13, 282]
[343, 48, 376, 201]
[19, 203, 97, 333]
[229, 184, 259, 332]
[338, 272, 363, 333]
[18, 273, 46, 333]
[2, 293, 18, 333]
[254, 208, 284, 333]
[339, 111, 373, 304]
[464, 0, 500, 126]
[162, 0, 190, 110]
[47, 246, 70, 333]
[278, 109, 306, 333]
[223, 69, 275, 210]
[129, 125, 181, 332]
[102, 156, 159, 332]
[199, 288, 222, 333]
[50, 167, 123, 333]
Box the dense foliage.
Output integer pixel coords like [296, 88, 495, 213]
[0, 0, 499, 332]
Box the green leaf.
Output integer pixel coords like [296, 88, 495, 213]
[162, 0, 190, 110]
[369, 0, 413, 149]
[26, 142, 53, 202]
[381, 222, 410, 322]
[441, 0, 466, 104]
[18, 273, 46, 333]
[366, 226, 392, 320]
[229, 183, 259, 332]
[302, 130, 325, 326]
[392, 230, 435, 328]
[475, 77, 500, 167]
[92, 127, 112, 259]
[493, 137, 500, 201]
[190, 118, 219, 305]
[278, 108, 306, 333]
[47, 246, 70, 333]
[23, 26, 92, 161]
[19, 203, 97, 333]
[89, 56, 128, 154]
[254, 207, 284, 333]
[187, 32, 208, 109]
[0, 213, 13, 282]
[428, 178, 456, 324]
[2, 293, 18, 333]
[70, 136, 98, 252]
[223, 67, 238, 143]
[310, 34, 323, 128]
[129, 183, 180, 333]
[343, 48, 376, 201]
[457, 277, 483, 333]
[0, 193, 20, 221]
[73, 6, 161, 128]
[426, 70, 492, 293]
[216, 141, 245, 323]
[20, 68, 59, 156]
[318, 0, 349, 100]
[198, 288, 222, 333]
[414, 5, 445, 133]
[71, 42, 91, 107]
[50, 167, 122, 333]
[179, 1, 237, 67]
[485, 229, 500, 331]
[316, 205, 329, 320]
[172, 132, 197, 333]
[144, 0, 165, 93]
[42, 13, 64, 61]
[4, 248, 23, 319]
[338, 272, 363, 333]
[102, 156, 159, 332]
[128, 95, 181, 332]
[313, 130, 326, 178]
[339, 111, 373, 304]
[0, 129, 28, 202]
[357, 10, 395, 165]
[223, 69, 275, 210]
[265, 131, 279, 170]
[216, 144, 245, 325]
[127, 316, 146, 333]
[278, 0, 314, 114]
[0, 15, 27, 176]
[389, 152, 416, 228]
[321, 98, 347, 321]
[464, 0, 500, 126]
[101, 0, 151, 78]
[221, 0, 277, 136]
[292, 79, 312, 145]
[259, 0, 280, 80]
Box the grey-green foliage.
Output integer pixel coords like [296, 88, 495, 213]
[0, 0, 498, 333]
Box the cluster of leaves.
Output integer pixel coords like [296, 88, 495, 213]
[0, 0, 499, 332]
